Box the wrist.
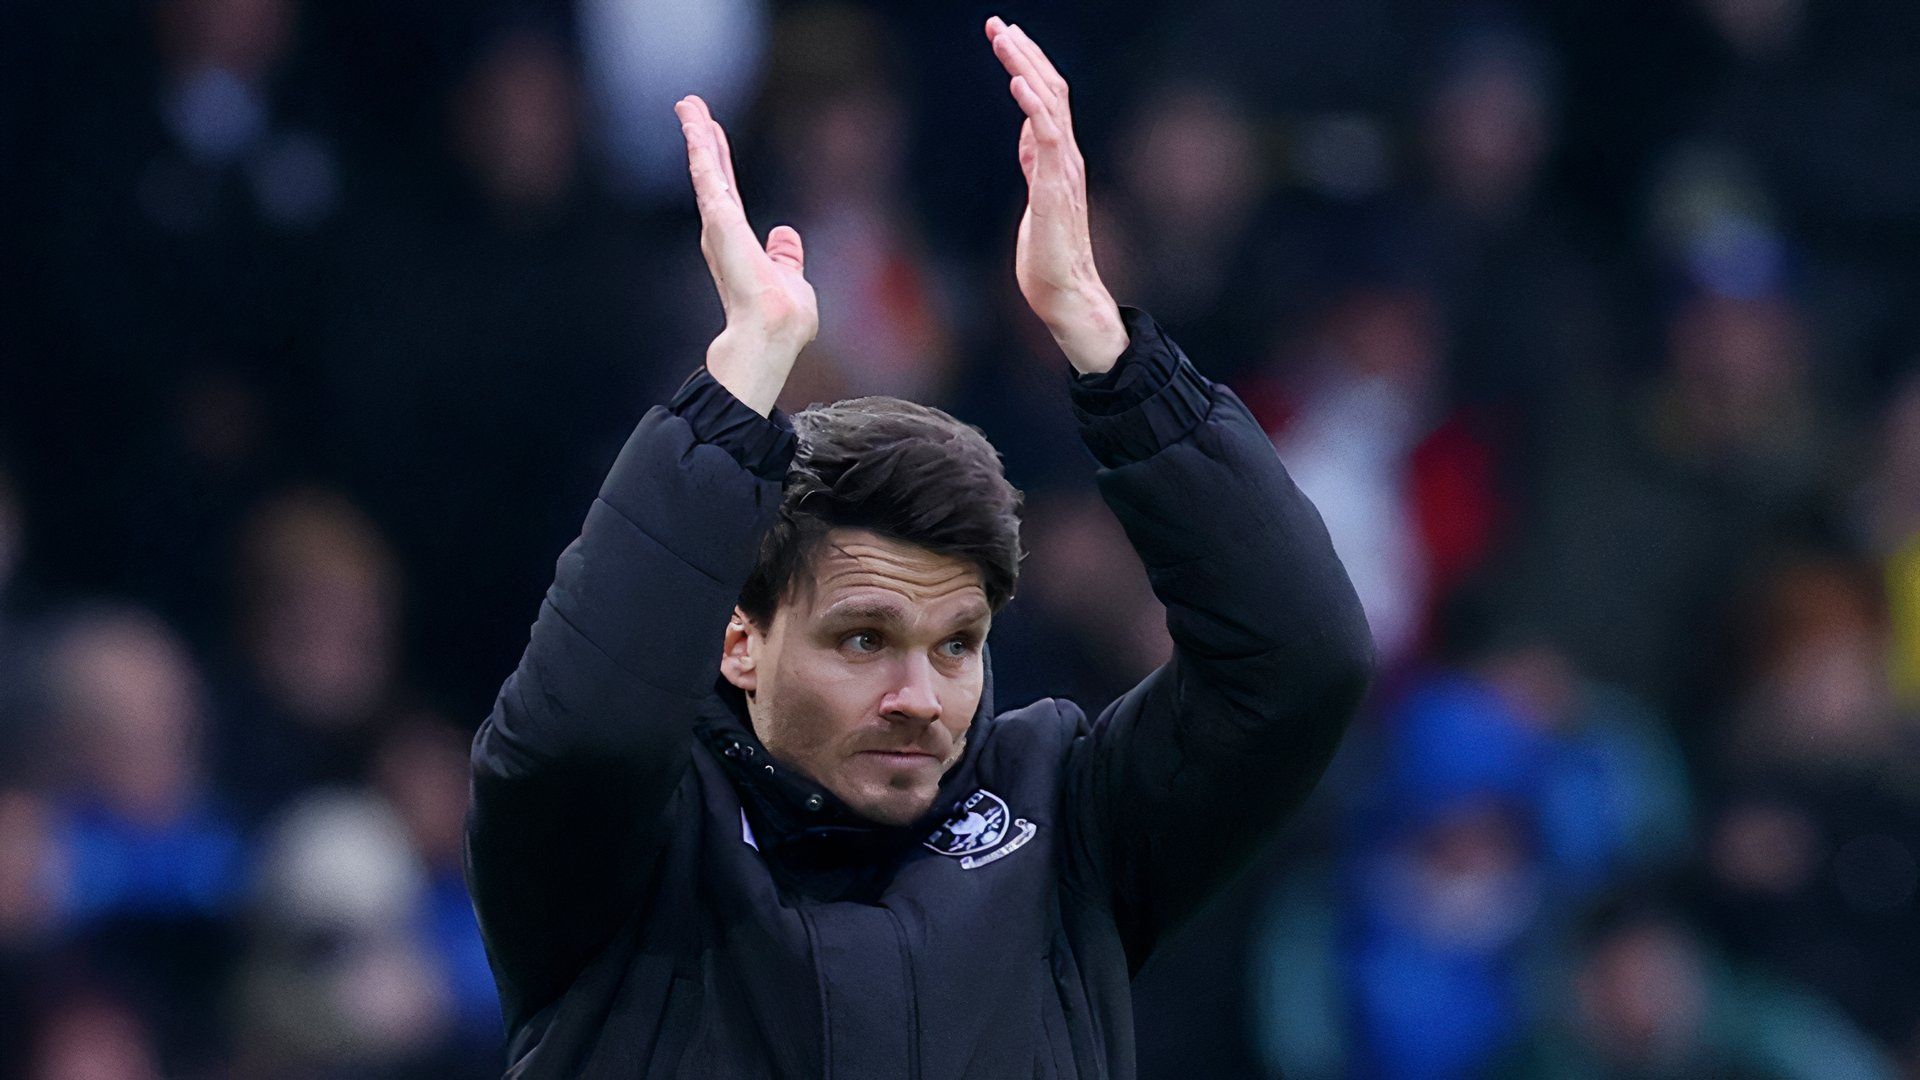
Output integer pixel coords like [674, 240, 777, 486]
[705, 328, 801, 418]
[1046, 286, 1129, 375]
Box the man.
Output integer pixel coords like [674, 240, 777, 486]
[466, 17, 1373, 1079]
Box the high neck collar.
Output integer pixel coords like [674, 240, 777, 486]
[692, 648, 997, 902]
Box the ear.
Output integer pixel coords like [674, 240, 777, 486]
[719, 606, 759, 698]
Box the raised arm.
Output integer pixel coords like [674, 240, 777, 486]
[1065, 319, 1373, 970]
[985, 18, 1374, 969]
[465, 96, 816, 1026]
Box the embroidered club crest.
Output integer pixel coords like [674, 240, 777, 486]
[923, 788, 1037, 869]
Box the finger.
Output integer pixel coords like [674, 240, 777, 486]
[678, 111, 747, 233]
[681, 97, 738, 205]
[991, 28, 1054, 105]
[766, 224, 804, 272]
[682, 125, 727, 218]
[991, 27, 1059, 116]
[685, 96, 742, 205]
[710, 119, 742, 208]
[1009, 75, 1065, 147]
[1007, 24, 1071, 102]
[680, 93, 716, 145]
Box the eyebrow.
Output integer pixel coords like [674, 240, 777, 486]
[948, 604, 993, 632]
[820, 601, 991, 631]
[820, 601, 908, 627]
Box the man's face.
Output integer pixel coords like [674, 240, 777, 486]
[722, 528, 989, 826]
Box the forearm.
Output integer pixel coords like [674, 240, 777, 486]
[1105, 407, 1373, 725]
[1074, 309, 1373, 712]
[467, 367, 794, 1016]
[1068, 310, 1373, 965]
[473, 90, 814, 1022]
[707, 327, 806, 417]
[488, 369, 791, 751]
[1044, 282, 1130, 376]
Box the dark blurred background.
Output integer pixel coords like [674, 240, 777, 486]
[3, 0, 1919, 1077]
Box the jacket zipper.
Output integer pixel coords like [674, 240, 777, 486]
[885, 906, 923, 1080]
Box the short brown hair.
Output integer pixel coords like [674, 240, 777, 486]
[738, 397, 1023, 625]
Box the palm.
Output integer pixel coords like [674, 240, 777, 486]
[988, 18, 1124, 372]
[1011, 117, 1089, 309]
[1013, 121, 1046, 301]
[740, 247, 817, 341]
[675, 96, 818, 349]
[696, 225, 816, 354]
[1014, 205, 1051, 307]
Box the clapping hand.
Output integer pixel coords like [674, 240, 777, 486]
[674, 95, 818, 417]
[985, 17, 1129, 374]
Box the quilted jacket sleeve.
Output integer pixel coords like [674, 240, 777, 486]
[465, 367, 792, 1026]
[1061, 307, 1375, 973]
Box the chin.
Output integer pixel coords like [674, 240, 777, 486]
[846, 785, 937, 827]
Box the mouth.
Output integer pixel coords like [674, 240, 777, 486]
[857, 749, 940, 768]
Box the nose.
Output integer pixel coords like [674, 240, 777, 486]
[879, 656, 941, 726]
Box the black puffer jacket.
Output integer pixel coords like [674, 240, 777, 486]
[465, 307, 1374, 1079]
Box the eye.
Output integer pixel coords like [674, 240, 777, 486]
[938, 637, 976, 658]
[843, 631, 882, 654]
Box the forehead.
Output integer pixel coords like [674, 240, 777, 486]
[797, 528, 987, 620]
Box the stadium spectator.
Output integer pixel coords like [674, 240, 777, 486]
[1496, 901, 1896, 1080]
[312, 25, 673, 704]
[1098, 81, 1283, 383]
[1863, 372, 1920, 706]
[1511, 278, 1843, 732]
[216, 489, 406, 828]
[44, 608, 245, 926]
[1251, 640, 1691, 1078]
[1699, 553, 1920, 1059]
[41, 606, 247, 1073]
[986, 489, 1169, 712]
[231, 790, 446, 1079]
[0, 789, 61, 1080]
[578, 0, 770, 204]
[25, 987, 169, 1080]
[371, 715, 504, 1068]
[757, 4, 964, 409]
[1403, 20, 1616, 515]
[13, 0, 334, 601]
[1259, 282, 1506, 668]
[0, 461, 44, 754]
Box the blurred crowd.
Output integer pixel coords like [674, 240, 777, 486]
[3, 0, 1919, 1077]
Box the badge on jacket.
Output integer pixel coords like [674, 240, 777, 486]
[923, 788, 1037, 869]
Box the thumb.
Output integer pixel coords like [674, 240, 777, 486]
[766, 224, 805, 272]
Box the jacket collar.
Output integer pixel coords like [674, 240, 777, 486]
[692, 647, 997, 901]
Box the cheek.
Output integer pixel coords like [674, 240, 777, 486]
[767, 650, 882, 747]
[939, 672, 984, 736]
